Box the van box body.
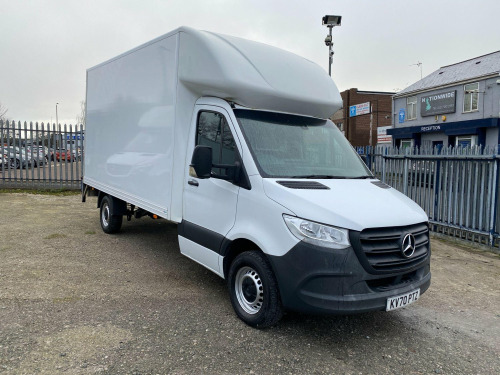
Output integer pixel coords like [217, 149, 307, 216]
[84, 27, 430, 327]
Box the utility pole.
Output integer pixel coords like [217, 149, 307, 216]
[369, 104, 373, 146]
[327, 25, 333, 76]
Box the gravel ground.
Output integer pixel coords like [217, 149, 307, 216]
[0, 192, 499, 375]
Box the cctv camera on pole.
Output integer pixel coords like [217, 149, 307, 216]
[322, 15, 342, 76]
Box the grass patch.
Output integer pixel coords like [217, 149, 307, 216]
[0, 188, 79, 196]
[44, 233, 67, 240]
[84, 230, 96, 235]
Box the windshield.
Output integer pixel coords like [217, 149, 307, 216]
[235, 109, 372, 179]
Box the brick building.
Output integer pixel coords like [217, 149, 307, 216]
[331, 88, 394, 146]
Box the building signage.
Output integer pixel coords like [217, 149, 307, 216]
[420, 90, 456, 117]
[399, 108, 405, 123]
[420, 125, 441, 132]
[349, 102, 370, 117]
[377, 126, 393, 143]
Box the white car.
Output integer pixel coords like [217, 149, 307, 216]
[27, 146, 48, 166]
[2, 147, 30, 169]
[1, 153, 8, 169]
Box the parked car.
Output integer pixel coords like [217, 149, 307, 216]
[30, 146, 49, 162]
[1, 152, 9, 169]
[71, 148, 83, 160]
[26, 146, 46, 166]
[49, 148, 56, 161]
[56, 149, 75, 161]
[2, 147, 28, 169]
[18, 146, 44, 168]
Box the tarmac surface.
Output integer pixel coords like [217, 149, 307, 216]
[0, 192, 499, 374]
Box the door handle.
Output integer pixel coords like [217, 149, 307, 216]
[188, 179, 199, 187]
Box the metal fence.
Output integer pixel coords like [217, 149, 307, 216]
[1, 120, 84, 189]
[2, 118, 500, 246]
[358, 145, 500, 246]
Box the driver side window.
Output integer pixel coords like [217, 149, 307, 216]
[197, 111, 237, 175]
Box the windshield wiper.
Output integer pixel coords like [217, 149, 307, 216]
[351, 175, 374, 179]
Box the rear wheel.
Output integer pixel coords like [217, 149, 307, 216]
[100, 196, 123, 234]
[228, 251, 283, 328]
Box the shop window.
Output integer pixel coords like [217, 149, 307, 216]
[400, 139, 413, 149]
[406, 96, 417, 120]
[463, 82, 479, 112]
[455, 135, 477, 147]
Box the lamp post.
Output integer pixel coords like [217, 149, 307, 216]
[322, 15, 342, 76]
[55, 102, 59, 127]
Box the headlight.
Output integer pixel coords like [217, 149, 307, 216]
[283, 214, 350, 249]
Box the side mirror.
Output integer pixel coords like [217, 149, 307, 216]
[190, 145, 212, 179]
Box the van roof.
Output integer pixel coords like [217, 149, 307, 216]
[89, 27, 341, 119]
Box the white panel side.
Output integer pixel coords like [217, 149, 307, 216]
[226, 175, 299, 257]
[178, 236, 224, 278]
[82, 177, 174, 220]
[85, 34, 178, 219]
[169, 83, 199, 222]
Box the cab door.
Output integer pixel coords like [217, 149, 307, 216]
[180, 106, 240, 276]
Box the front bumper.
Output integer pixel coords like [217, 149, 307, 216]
[267, 241, 431, 314]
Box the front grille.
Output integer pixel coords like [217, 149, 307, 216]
[366, 271, 418, 292]
[351, 222, 430, 274]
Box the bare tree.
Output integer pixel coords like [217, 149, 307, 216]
[76, 100, 86, 127]
[0, 101, 8, 121]
[0, 102, 10, 141]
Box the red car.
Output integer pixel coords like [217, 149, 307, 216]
[55, 150, 74, 161]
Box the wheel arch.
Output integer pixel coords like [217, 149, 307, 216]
[97, 192, 127, 215]
[222, 238, 272, 279]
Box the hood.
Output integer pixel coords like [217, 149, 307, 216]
[262, 179, 428, 232]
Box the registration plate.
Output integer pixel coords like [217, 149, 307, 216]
[386, 289, 420, 311]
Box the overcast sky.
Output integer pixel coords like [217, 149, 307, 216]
[0, 0, 499, 124]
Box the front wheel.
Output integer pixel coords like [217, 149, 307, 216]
[228, 251, 283, 328]
[100, 195, 123, 234]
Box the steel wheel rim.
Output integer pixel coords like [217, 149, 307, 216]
[102, 203, 110, 227]
[235, 266, 264, 315]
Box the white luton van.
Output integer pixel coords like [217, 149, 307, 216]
[83, 27, 430, 328]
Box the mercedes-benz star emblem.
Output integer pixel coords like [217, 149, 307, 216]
[401, 233, 416, 258]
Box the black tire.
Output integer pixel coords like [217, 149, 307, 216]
[12, 159, 20, 169]
[100, 195, 123, 234]
[228, 251, 283, 328]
